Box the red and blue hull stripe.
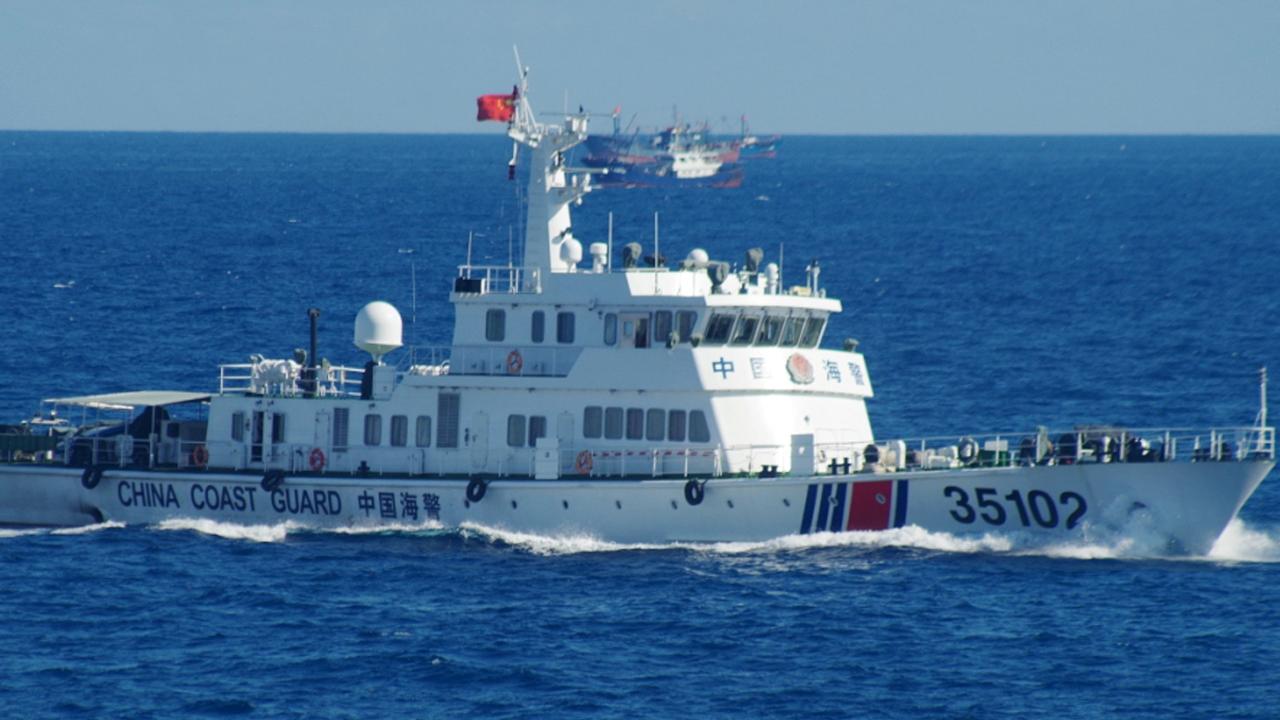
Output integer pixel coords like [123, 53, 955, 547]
[799, 479, 909, 534]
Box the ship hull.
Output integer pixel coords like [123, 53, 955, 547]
[0, 460, 1270, 554]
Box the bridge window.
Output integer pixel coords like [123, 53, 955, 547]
[653, 311, 673, 346]
[333, 408, 349, 451]
[557, 311, 575, 343]
[731, 316, 760, 346]
[485, 309, 506, 342]
[271, 413, 286, 443]
[668, 410, 687, 442]
[676, 311, 697, 344]
[689, 410, 711, 443]
[781, 316, 804, 346]
[625, 408, 644, 440]
[603, 314, 617, 346]
[757, 316, 784, 346]
[531, 311, 545, 343]
[231, 411, 245, 442]
[363, 414, 382, 446]
[604, 407, 624, 439]
[646, 409, 665, 441]
[390, 415, 408, 447]
[583, 406, 603, 438]
[800, 317, 825, 348]
[415, 415, 432, 447]
[507, 414, 526, 447]
[704, 314, 735, 345]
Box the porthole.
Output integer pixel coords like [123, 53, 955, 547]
[783, 498, 791, 507]
[727, 499, 735, 509]
[670, 500, 678, 510]
[562, 500, 569, 509]
[615, 500, 622, 510]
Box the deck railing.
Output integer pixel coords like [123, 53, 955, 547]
[455, 265, 542, 295]
[217, 363, 366, 397]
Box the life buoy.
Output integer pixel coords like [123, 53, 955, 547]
[506, 350, 523, 375]
[574, 450, 593, 475]
[466, 477, 487, 502]
[308, 447, 326, 472]
[684, 479, 705, 506]
[261, 470, 285, 493]
[958, 437, 978, 464]
[190, 444, 209, 468]
[80, 465, 104, 490]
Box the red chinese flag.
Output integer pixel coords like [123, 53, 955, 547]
[476, 93, 516, 122]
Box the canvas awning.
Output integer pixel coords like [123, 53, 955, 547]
[42, 391, 211, 411]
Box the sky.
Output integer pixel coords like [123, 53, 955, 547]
[1, 0, 1277, 135]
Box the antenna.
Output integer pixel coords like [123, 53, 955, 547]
[1260, 366, 1269, 428]
[466, 231, 474, 272]
[410, 261, 417, 344]
[779, 241, 784, 291]
[653, 212, 660, 293]
[607, 211, 614, 273]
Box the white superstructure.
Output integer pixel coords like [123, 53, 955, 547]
[0, 61, 1273, 555]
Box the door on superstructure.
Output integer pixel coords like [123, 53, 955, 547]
[313, 410, 331, 470]
[556, 412, 575, 473]
[250, 411, 265, 464]
[619, 313, 651, 349]
[469, 411, 488, 471]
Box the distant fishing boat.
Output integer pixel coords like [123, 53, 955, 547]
[583, 111, 744, 188]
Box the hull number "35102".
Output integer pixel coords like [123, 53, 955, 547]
[943, 486, 1087, 530]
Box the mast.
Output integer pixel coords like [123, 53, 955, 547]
[507, 48, 592, 280]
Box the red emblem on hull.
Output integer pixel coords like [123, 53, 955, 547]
[786, 353, 814, 384]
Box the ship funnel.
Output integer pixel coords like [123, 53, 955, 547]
[354, 301, 403, 363]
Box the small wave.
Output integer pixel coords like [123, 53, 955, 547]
[155, 518, 294, 543]
[0, 527, 48, 539]
[457, 522, 1017, 557]
[52, 521, 126, 535]
[325, 520, 446, 536]
[1208, 519, 1280, 563]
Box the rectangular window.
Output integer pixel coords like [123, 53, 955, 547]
[800, 317, 825, 347]
[653, 311, 673, 346]
[485, 308, 506, 342]
[437, 393, 460, 448]
[626, 408, 644, 440]
[604, 407, 624, 439]
[531, 310, 545, 343]
[731, 316, 760, 345]
[364, 414, 382, 446]
[689, 410, 711, 443]
[676, 311, 697, 344]
[668, 410, 687, 442]
[390, 415, 408, 447]
[528, 415, 547, 447]
[231, 411, 245, 442]
[645, 409, 665, 441]
[781, 316, 804, 346]
[333, 408, 349, 451]
[507, 414, 526, 447]
[757, 316, 784, 346]
[584, 406, 603, 438]
[271, 413, 286, 443]
[704, 314, 735, 345]
[557, 311, 575, 343]
[415, 415, 432, 447]
[603, 313, 618, 346]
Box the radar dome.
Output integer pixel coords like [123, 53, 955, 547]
[353, 301, 403, 362]
[560, 238, 584, 265]
[687, 248, 710, 267]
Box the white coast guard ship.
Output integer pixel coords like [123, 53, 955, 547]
[0, 65, 1273, 554]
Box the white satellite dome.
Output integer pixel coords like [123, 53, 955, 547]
[353, 301, 403, 362]
[687, 248, 710, 267]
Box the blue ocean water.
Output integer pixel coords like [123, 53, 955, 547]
[2, 132, 1280, 718]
